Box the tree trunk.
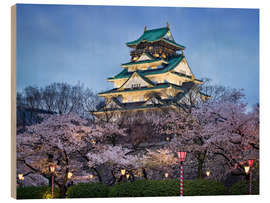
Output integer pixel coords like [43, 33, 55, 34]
[110, 170, 116, 185]
[59, 185, 67, 198]
[196, 150, 207, 179]
[197, 159, 203, 179]
[142, 168, 148, 180]
[91, 167, 102, 182]
[129, 171, 135, 182]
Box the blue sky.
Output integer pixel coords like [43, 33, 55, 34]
[16, 4, 259, 107]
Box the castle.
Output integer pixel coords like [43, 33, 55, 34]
[94, 23, 209, 118]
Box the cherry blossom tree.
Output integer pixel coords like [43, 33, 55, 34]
[117, 111, 162, 149]
[206, 102, 259, 175]
[87, 145, 141, 183]
[17, 113, 106, 197]
[93, 121, 127, 146]
[155, 92, 259, 179]
[141, 148, 178, 179]
[163, 107, 213, 179]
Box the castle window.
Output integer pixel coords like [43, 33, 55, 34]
[131, 84, 141, 88]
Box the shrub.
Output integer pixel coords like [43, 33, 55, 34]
[229, 180, 259, 195]
[109, 179, 227, 197]
[66, 183, 109, 198]
[183, 179, 228, 196]
[109, 180, 178, 197]
[17, 186, 60, 199]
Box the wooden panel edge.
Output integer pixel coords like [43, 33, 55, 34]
[11, 4, 17, 199]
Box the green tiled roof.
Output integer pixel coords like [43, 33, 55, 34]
[163, 38, 186, 49]
[126, 27, 185, 49]
[121, 58, 165, 67]
[172, 71, 203, 83]
[127, 27, 169, 46]
[108, 55, 184, 80]
[99, 83, 183, 95]
[171, 71, 192, 79]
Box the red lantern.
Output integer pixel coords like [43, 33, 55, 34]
[248, 159, 254, 167]
[177, 152, 186, 162]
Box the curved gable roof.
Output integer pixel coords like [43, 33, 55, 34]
[126, 27, 185, 49]
[126, 27, 169, 46]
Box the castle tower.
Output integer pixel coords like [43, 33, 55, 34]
[94, 24, 208, 117]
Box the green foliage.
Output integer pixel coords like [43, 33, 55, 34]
[66, 183, 109, 198]
[109, 180, 177, 197]
[17, 186, 60, 199]
[183, 179, 228, 196]
[109, 179, 227, 197]
[19, 179, 248, 199]
[229, 180, 259, 195]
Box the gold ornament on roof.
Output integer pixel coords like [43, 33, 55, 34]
[133, 56, 138, 61]
[161, 53, 166, 58]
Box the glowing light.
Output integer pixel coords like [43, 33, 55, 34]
[89, 174, 94, 179]
[244, 166, 250, 174]
[49, 165, 55, 173]
[121, 169, 126, 176]
[67, 172, 73, 179]
[177, 152, 187, 162]
[206, 170, 210, 177]
[164, 173, 169, 178]
[18, 174, 24, 180]
[126, 174, 130, 179]
[248, 159, 254, 167]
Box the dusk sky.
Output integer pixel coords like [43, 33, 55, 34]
[16, 4, 259, 107]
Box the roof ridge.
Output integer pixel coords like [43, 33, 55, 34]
[144, 27, 168, 33]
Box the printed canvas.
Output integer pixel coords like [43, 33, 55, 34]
[12, 3, 259, 199]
